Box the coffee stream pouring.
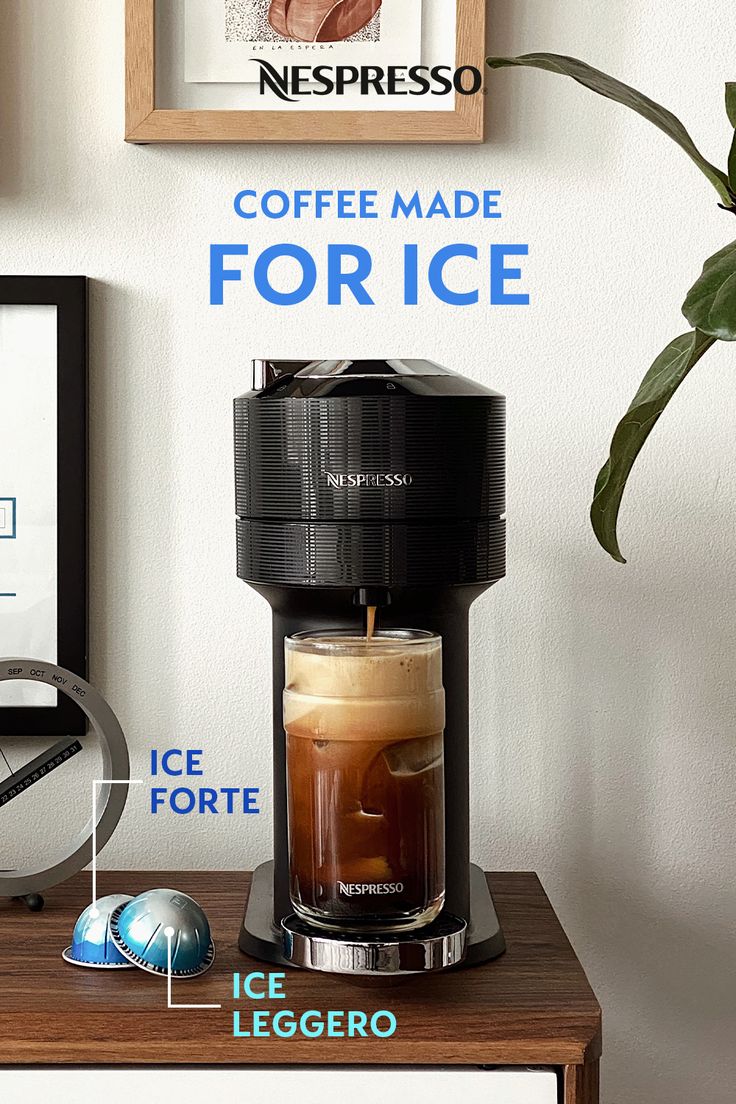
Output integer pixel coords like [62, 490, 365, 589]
[234, 359, 506, 975]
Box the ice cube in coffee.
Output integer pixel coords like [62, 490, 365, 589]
[284, 629, 446, 932]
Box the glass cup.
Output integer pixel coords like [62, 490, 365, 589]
[284, 629, 446, 933]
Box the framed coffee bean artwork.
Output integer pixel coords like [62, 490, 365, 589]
[125, 0, 487, 143]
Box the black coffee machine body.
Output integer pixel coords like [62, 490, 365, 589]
[235, 358, 506, 975]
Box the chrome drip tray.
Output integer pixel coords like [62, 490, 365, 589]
[281, 912, 467, 975]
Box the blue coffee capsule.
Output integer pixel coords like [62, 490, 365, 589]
[62, 894, 135, 969]
[110, 888, 215, 978]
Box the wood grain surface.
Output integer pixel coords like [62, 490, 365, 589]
[0, 871, 601, 1067]
[565, 1058, 601, 1104]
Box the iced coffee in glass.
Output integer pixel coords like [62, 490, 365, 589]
[284, 629, 446, 932]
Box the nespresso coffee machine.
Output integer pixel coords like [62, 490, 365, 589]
[235, 359, 506, 976]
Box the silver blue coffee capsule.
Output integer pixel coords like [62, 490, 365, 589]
[62, 894, 135, 969]
[110, 888, 215, 978]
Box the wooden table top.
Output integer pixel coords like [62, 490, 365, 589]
[0, 871, 601, 1067]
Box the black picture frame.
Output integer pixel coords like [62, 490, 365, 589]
[0, 276, 88, 736]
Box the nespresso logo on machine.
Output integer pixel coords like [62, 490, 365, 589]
[326, 473, 413, 489]
[338, 881, 404, 897]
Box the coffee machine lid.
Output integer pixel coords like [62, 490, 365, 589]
[251, 358, 490, 390]
[287, 359, 452, 376]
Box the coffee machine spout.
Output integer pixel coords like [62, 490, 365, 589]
[352, 586, 392, 609]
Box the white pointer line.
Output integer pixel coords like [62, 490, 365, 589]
[91, 779, 144, 913]
[166, 929, 221, 1010]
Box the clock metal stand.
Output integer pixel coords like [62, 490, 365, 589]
[0, 662, 131, 910]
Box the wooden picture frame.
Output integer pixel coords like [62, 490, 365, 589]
[125, 0, 487, 143]
[0, 276, 88, 738]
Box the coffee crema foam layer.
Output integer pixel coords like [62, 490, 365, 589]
[284, 633, 445, 741]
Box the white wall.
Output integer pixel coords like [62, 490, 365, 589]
[1, 2, 735, 1101]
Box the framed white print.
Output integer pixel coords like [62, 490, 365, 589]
[0, 304, 58, 707]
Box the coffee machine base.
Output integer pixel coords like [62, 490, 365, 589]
[239, 862, 506, 974]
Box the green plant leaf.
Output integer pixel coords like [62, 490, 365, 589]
[682, 240, 736, 340]
[591, 329, 716, 562]
[726, 83, 736, 128]
[727, 84, 736, 195]
[486, 53, 734, 208]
